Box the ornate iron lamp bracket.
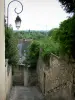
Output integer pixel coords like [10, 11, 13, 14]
[6, 0, 23, 28]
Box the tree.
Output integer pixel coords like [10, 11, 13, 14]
[48, 28, 59, 41]
[14, 30, 46, 40]
[57, 15, 75, 59]
[25, 41, 40, 69]
[58, 0, 75, 13]
[5, 27, 19, 65]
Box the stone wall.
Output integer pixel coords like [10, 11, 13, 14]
[24, 68, 29, 86]
[28, 69, 38, 86]
[13, 66, 24, 86]
[37, 53, 73, 100]
[13, 67, 38, 87]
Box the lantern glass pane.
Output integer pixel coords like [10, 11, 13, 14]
[15, 21, 21, 29]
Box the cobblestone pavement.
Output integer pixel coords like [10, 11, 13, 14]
[8, 86, 44, 100]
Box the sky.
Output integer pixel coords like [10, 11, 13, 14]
[5, 0, 70, 31]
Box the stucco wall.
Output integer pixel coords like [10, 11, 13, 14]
[5, 59, 12, 99]
[37, 54, 73, 100]
[0, 2, 12, 99]
[0, 0, 6, 100]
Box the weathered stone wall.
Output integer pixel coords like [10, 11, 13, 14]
[28, 69, 38, 86]
[37, 56, 45, 93]
[13, 66, 38, 87]
[13, 66, 24, 86]
[24, 68, 29, 86]
[37, 53, 73, 100]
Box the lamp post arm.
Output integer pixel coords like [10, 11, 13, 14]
[7, 0, 23, 27]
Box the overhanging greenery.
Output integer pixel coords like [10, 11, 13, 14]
[5, 27, 19, 65]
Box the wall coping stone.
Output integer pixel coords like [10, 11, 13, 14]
[51, 53, 60, 60]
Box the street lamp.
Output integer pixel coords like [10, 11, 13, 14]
[5, 0, 23, 29]
[15, 15, 21, 29]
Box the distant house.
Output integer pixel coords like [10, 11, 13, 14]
[13, 39, 32, 86]
[17, 40, 23, 58]
[17, 39, 32, 65]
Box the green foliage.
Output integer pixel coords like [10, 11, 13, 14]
[39, 37, 60, 62]
[58, 0, 75, 13]
[25, 29, 60, 67]
[57, 15, 75, 59]
[40, 15, 75, 61]
[14, 30, 46, 40]
[5, 27, 19, 65]
[23, 15, 75, 68]
[25, 41, 40, 69]
[48, 28, 60, 41]
[23, 16, 75, 67]
[48, 28, 58, 36]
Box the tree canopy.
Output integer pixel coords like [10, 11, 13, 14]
[58, 0, 75, 13]
[57, 15, 75, 59]
[14, 30, 46, 40]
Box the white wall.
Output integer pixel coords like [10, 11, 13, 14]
[0, 0, 6, 100]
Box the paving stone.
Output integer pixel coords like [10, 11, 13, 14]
[8, 86, 44, 100]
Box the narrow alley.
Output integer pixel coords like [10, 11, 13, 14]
[8, 86, 44, 100]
